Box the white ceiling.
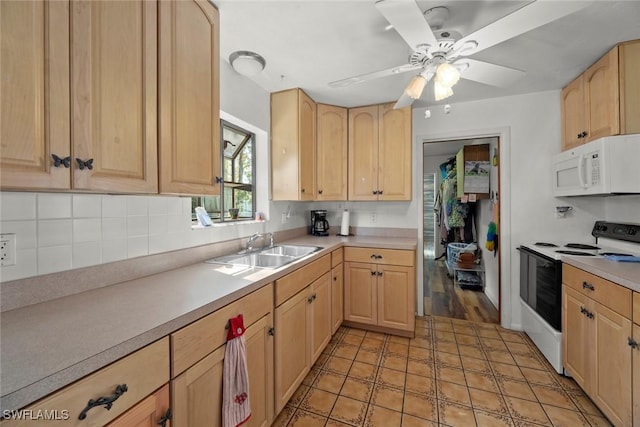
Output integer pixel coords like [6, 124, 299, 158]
[216, 0, 640, 108]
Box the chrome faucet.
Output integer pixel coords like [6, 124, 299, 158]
[246, 232, 274, 251]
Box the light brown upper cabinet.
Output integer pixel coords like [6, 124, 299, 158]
[316, 104, 348, 200]
[159, 0, 220, 195]
[271, 88, 317, 200]
[561, 40, 640, 151]
[0, 0, 158, 193]
[1, 0, 70, 190]
[348, 103, 412, 201]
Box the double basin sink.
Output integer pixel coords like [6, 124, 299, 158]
[206, 244, 322, 269]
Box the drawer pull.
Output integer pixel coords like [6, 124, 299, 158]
[78, 384, 128, 420]
[582, 282, 595, 291]
[157, 408, 172, 427]
[628, 337, 639, 350]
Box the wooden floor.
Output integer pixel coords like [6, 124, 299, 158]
[423, 258, 499, 324]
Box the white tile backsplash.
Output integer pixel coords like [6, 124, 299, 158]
[38, 246, 72, 275]
[127, 236, 148, 258]
[102, 196, 127, 218]
[127, 197, 148, 216]
[102, 238, 127, 263]
[73, 195, 102, 218]
[38, 220, 72, 247]
[148, 197, 169, 215]
[37, 194, 72, 219]
[127, 217, 148, 237]
[149, 215, 168, 235]
[1, 192, 37, 220]
[167, 198, 183, 216]
[73, 219, 101, 243]
[0, 221, 37, 249]
[72, 241, 102, 268]
[102, 217, 127, 240]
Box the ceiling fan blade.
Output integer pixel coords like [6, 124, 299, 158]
[375, 0, 438, 50]
[328, 63, 419, 88]
[455, 59, 525, 87]
[394, 92, 416, 109]
[454, 0, 591, 56]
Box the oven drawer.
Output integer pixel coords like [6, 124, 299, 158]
[563, 264, 631, 318]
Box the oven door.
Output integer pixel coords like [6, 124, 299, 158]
[518, 246, 562, 331]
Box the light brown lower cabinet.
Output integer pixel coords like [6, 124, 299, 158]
[171, 312, 274, 427]
[274, 271, 332, 413]
[331, 262, 344, 334]
[633, 323, 640, 426]
[562, 265, 634, 427]
[107, 384, 170, 427]
[343, 247, 416, 335]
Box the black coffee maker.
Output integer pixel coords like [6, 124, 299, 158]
[310, 210, 330, 236]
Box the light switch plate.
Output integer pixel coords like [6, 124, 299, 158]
[0, 233, 17, 266]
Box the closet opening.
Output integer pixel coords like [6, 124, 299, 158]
[422, 137, 500, 324]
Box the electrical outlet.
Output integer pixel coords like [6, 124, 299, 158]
[370, 212, 377, 223]
[0, 233, 17, 267]
[281, 213, 289, 224]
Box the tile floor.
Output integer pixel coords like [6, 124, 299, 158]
[272, 316, 613, 427]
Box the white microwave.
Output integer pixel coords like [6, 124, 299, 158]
[553, 134, 640, 197]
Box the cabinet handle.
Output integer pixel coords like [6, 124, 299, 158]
[307, 295, 314, 303]
[370, 271, 376, 276]
[268, 327, 275, 336]
[78, 384, 128, 420]
[312, 293, 317, 301]
[377, 271, 383, 276]
[372, 190, 378, 195]
[582, 282, 595, 291]
[370, 254, 377, 259]
[318, 189, 323, 195]
[579, 306, 593, 319]
[157, 408, 172, 427]
[75, 158, 94, 170]
[52, 154, 71, 168]
[333, 276, 337, 281]
[376, 255, 383, 259]
[628, 337, 639, 349]
[577, 133, 583, 139]
[378, 190, 383, 195]
[301, 188, 305, 193]
[582, 131, 588, 138]
[215, 176, 223, 184]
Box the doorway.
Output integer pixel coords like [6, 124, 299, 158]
[423, 137, 500, 324]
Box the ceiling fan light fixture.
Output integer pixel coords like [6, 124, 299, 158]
[435, 62, 460, 88]
[434, 80, 453, 101]
[229, 51, 266, 77]
[405, 74, 427, 99]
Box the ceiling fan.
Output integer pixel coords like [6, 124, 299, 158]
[329, 0, 589, 108]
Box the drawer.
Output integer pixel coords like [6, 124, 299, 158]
[563, 264, 632, 318]
[634, 292, 640, 325]
[2, 338, 169, 427]
[171, 283, 273, 377]
[275, 254, 330, 307]
[331, 248, 343, 268]
[344, 247, 414, 267]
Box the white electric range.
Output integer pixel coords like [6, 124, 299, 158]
[518, 221, 640, 374]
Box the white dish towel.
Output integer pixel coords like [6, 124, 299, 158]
[223, 314, 251, 427]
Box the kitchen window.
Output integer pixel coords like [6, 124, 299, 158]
[192, 120, 255, 223]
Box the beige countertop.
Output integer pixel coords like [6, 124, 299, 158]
[561, 255, 640, 292]
[0, 235, 416, 412]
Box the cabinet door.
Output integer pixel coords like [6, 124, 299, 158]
[562, 286, 593, 390]
[71, 0, 158, 193]
[377, 265, 415, 332]
[245, 314, 274, 427]
[348, 106, 378, 200]
[592, 303, 632, 427]
[317, 104, 348, 201]
[331, 263, 344, 334]
[620, 41, 640, 135]
[310, 272, 332, 363]
[378, 103, 412, 200]
[298, 90, 316, 200]
[561, 76, 586, 151]
[274, 289, 310, 413]
[0, 0, 70, 190]
[344, 262, 377, 325]
[107, 384, 170, 427]
[633, 323, 640, 426]
[159, 0, 220, 195]
[172, 344, 225, 427]
[584, 47, 620, 142]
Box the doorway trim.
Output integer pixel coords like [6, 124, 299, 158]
[414, 126, 514, 329]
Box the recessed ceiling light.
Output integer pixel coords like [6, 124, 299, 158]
[384, 24, 394, 31]
[229, 51, 266, 77]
